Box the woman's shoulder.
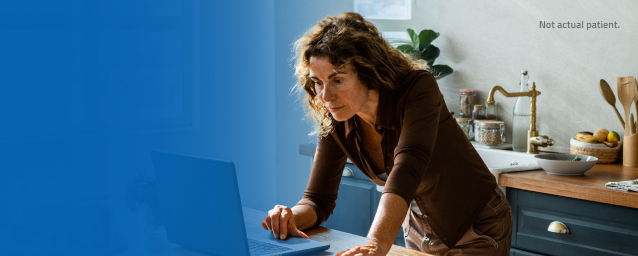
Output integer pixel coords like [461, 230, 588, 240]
[393, 69, 435, 88]
[393, 69, 440, 97]
[408, 69, 434, 78]
[374, 69, 441, 125]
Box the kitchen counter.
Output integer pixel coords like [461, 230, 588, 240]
[243, 207, 430, 256]
[303, 143, 638, 208]
[301, 143, 638, 255]
[499, 162, 638, 209]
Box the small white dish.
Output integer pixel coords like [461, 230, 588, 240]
[534, 154, 598, 176]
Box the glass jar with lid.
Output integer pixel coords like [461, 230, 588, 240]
[473, 120, 482, 142]
[456, 117, 474, 140]
[485, 102, 498, 120]
[474, 120, 504, 142]
[478, 121, 505, 145]
[459, 89, 476, 118]
[472, 105, 486, 120]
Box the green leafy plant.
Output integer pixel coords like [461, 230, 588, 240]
[391, 28, 453, 80]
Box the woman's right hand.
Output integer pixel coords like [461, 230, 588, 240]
[261, 205, 309, 240]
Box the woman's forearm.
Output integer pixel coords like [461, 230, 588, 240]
[368, 193, 409, 254]
[291, 204, 319, 231]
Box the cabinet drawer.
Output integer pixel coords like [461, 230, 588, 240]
[509, 188, 638, 256]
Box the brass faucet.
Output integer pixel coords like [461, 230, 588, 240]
[485, 82, 554, 154]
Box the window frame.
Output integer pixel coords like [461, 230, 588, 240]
[359, 0, 416, 37]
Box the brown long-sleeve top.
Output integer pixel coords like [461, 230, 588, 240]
[296, 70, 499, 248]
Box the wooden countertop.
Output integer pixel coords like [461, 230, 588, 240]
[499, 162, 638, 209]
[304, 143, 638, 208]
[243, 207, 431, 256]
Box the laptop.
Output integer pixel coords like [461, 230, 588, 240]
[151, 151, 330, 256]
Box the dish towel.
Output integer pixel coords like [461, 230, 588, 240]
[605, 179, 638, 192]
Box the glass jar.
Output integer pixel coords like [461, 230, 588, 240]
[474, 120, 504, 142]
[456, 117, 474, 140]
[473, 120, 482, 142]
[485, 102, 498, 120]
[459, 89, 476, 118]
[472, 105, 485, 120]
[479, 122, 505, 145]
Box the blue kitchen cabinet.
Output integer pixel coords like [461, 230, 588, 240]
[300, 142, 406, 246]
[507, 188, 638, 256]
[321, 163, 379, 237]
[300, 143, 409, 246]
[320, 163, 405, 246]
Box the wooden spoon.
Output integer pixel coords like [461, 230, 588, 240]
[618, 77, 633, 135]
[599, 79, 625, 128]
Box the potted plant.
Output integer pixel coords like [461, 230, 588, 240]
[391, 28, 453, 80]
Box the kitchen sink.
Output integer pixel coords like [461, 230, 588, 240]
[475, 147, 540, 174]
[376, 147, 541, 193]
[474, 147, 540, 193]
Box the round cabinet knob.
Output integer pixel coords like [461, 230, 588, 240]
[547, 221, 569, 234]
[342, 167, 354, 177]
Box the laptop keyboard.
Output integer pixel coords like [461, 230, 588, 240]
[248, 238, 292, 256]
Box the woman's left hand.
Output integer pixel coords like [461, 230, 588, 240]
[336, 240, 387, 256]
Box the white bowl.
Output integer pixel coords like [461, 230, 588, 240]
[534, 154, 598, 176]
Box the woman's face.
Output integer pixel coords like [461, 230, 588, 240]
[308, 56, 373, 121]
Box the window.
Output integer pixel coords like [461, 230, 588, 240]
[354, 0, 415, 41]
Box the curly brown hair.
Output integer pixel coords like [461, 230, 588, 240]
[294, 12, 428, 138]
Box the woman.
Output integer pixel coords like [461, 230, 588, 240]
[262, 12, 512, 256]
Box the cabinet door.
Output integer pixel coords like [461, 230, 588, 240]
[316, 162, 405, 245]
[508, 188, 638, 256]
[322, 178, 376, 237]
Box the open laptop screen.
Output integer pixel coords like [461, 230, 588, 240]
[151, 151, 250, 256]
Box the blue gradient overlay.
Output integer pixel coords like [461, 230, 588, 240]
[0, 1, 277, 255]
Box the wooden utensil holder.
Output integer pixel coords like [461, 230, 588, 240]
[623, 133, 638, 167]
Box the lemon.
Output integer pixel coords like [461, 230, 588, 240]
[607, 131, 620, 142]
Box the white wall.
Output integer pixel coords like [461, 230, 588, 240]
[416, 0, 638, 152]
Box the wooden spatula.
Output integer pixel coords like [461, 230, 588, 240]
[618, 77, 633, 135]
[599, 79, 625, 128]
